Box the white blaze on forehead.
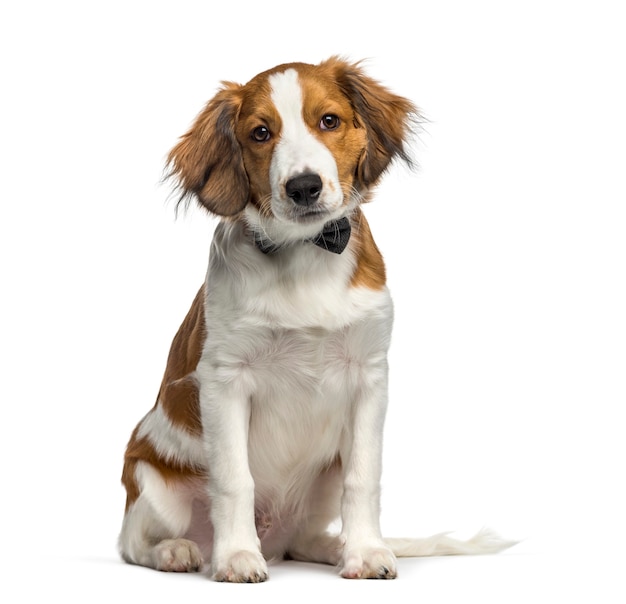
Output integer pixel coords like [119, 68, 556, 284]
[268, 69, 340, 204]
[269, 69, 308, 146]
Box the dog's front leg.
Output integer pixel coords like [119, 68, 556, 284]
[201, 379, 267, 583]
[339, 365, 397, 579]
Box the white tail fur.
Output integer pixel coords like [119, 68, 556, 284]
[386, 527, 518, 557]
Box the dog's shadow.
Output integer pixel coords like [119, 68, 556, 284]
[268, 558, 339, 580]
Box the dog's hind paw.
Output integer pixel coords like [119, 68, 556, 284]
[153, 538, 203, 572]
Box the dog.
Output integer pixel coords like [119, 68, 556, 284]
[119, 56, 513, 582]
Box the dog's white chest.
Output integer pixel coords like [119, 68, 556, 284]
[202, 229, 394, 503]
[247, 327, 354, 461]
[240, 318, 390, 504]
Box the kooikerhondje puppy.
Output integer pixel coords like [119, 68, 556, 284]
[119, 56, 512, 582]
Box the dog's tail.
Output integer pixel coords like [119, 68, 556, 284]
[386, 527, 517, 557]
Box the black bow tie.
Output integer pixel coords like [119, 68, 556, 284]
[254, 217, 352, 255]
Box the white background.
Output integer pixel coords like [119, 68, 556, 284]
[1, 1, 624, 601]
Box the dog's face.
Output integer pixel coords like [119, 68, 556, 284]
[167, 57, 417, 238]
[236, 64, 367, 227]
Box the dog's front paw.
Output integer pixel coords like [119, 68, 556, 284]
[340, 544, 397, 579]
[213, 550, 269, 583]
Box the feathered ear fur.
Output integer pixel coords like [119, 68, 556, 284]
[167, 82, 249, 216]
[326, 57, 420, 188]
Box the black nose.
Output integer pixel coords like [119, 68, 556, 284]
[285, 173, 323, 206]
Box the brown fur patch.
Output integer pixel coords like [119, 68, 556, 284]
[121, 286, 207, 509]
[234, 74, 280, 215]
[167, 84, 249, 216]
[291, 63, 368, 205]
[157, 286, 206, 435]
[122, 431, 206, 511]
[350, 208, 386, 290]
[324, 56, 419, 188]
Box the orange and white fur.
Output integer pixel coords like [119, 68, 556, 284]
[119, 57, 513, 582]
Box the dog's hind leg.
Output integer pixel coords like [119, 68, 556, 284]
[286, 462, 345, 566]
[119, 461, 204, 572]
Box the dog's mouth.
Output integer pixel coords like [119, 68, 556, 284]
[286, 203, 338, 224]
[293, 209, 328, 222]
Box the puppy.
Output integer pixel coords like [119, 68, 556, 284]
[119, 56, 512, 582]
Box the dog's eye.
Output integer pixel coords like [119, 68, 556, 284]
[320, 114, 340, 131]
[251, 126, 271, 142]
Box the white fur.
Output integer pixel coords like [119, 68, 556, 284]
[269, 69, 344, 222]
[198, 214, 394, 580]
[118, 65, 514, 583]
[136, 399, 205, 467]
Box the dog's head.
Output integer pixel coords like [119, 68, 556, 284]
[167, 57, 418, 241]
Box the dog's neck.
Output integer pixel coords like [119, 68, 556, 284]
[253, 217, 352, 255]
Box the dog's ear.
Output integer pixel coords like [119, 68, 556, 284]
[327, 57, 420, 188]
[167, 82, 249, 216]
